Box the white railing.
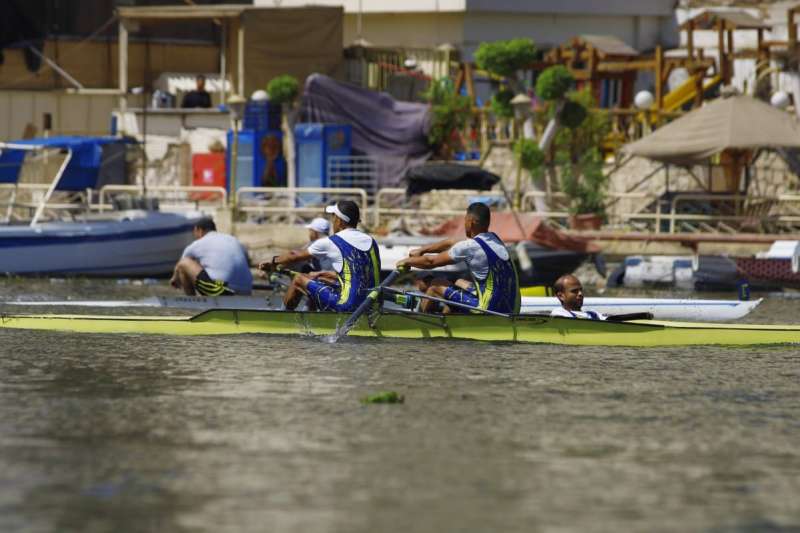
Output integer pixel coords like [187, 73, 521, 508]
[5, 180, 800, 234]
[95, 184, 227, 212]
[0, 183, 90, 223]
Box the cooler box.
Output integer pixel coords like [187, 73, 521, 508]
[226, 129, 286, 192]
[191, 152, 226, 200]
[294, 123, 352, 205]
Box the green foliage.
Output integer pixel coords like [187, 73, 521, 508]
[424, 78, 471, 149]
[559, 100, 587, 129]
[491, 88, 515, 119]
[557, 148, 607, 215]
[514, 139, 545, 180]
[535, 66, 574, 101]
[536, 87, 611, 215]
[474, 38, 537, 78]
[267, 75, 299, 105]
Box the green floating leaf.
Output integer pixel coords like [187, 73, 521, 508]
[361, 391, 405, 404]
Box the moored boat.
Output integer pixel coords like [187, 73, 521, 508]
[1, 308, 797, 347]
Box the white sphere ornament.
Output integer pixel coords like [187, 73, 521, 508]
[251, 89, 269, 101]
[771, 91, 790, 109]
[634, 90, 654, 110]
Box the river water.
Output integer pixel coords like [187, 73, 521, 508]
[1, 279, 799, 533]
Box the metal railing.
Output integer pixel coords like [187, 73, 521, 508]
[235, 187, 368, 222]
[5, 180, 800, 235]
[327, 155, 381, 199]
[95, 184, 227, 213]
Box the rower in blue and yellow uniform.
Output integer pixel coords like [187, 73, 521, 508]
[258, 200, 380, 312]
[397, 202, 520, 314]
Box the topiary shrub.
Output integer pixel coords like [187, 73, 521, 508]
[475, 38, 538, 79]
[490, 88, 515, 119]
[559, 100, 587, 129]
[535, 65, 574, 101]
[514, 138, 545, 180]
[267, 75, 299, 105]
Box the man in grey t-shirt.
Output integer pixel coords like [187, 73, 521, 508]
[397, 203, 520, 314]
[171, 218, 253, 296]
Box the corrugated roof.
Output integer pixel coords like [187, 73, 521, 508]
[680, 9, 771, 30]
[580, 35, 639, 56]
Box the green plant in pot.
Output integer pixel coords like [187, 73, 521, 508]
[267, 74, 300, 190]
[550, 88, 611, 229]
[424, 78, 471, 159]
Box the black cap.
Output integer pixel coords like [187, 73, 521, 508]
[326, 200, 360, 226]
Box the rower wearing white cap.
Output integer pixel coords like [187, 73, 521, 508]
[304, 217, 333, 272]
[259, 200, 380, 312]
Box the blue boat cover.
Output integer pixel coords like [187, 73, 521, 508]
[0, 136, 132, 191]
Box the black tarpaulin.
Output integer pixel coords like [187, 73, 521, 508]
[405, 163, 501, 196]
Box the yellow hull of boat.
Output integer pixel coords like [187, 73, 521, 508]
[2, 310, 799, 347]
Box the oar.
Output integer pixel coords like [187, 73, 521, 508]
[333, 269, 405, 340]
[381, 286, 512, 317]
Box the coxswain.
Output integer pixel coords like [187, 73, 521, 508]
[549, 274, 607, 320]
[396, 202, 520, 314]
[171, 218, 253, 296]
[259, 200, 380, 312]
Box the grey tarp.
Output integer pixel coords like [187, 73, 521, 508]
[622, 95, 800, 164]
[301, 74, 432, 187]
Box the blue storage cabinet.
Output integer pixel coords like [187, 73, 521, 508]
[226, 129, 286, 192]
[294, 123, 352, 190]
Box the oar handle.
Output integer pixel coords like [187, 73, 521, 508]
[341, 269, 404, 332]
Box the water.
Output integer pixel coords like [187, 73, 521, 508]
[1, 279, 799, 532]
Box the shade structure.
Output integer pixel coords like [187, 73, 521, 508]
[622, 95, 800, 164]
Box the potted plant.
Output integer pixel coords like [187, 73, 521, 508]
[423, 78, 471, 159]
[547, 87, 610, 229]
[267, 75, 300, 189]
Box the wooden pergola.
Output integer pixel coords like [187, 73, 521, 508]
[680, 10, 771, 86]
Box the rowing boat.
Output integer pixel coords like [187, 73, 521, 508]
[1, 295, 762, 322]
[1, 309, 798, 346]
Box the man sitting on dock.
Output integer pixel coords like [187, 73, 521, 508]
[396, 202, 520, 314]
[550, 274, 606, 320]
[171, 218, 253, 296]
[259, 200, 380, 312]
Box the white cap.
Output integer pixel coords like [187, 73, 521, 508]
[305, 217, 330, 234]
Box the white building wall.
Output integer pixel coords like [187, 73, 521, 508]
[461, 13, 671, 59]
[342, 12, 464, 48]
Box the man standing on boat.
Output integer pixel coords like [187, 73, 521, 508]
[171, 218, 253, 296]
[259, 200, 381, 312]
[396, 202, 520, 314]
[550, 274, 606, 320]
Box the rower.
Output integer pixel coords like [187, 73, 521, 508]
[396, 202, 520, 314]
[550, 274, 606, 320]
[171, 218, 253, 296]
[259, 200, 380, 312]
[303, 217, 332, 273]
